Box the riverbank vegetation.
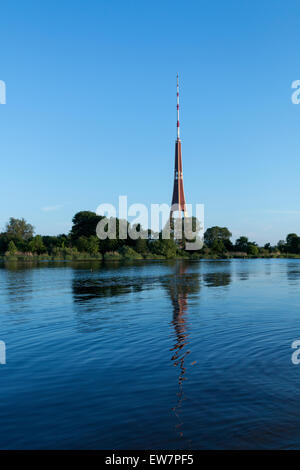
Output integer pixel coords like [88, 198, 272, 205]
[1, 212, 300, 261]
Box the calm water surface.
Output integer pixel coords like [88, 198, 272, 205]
[0, 259, 300, 449]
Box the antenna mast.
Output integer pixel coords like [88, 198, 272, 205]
[177, 73, 180, 141]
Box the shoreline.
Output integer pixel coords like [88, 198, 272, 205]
[2, 253, 300, 263]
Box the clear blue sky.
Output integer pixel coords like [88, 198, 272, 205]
[1, 0, 300, 244]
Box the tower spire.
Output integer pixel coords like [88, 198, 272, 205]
[177, 73, 180, 141]
[171, 74, 187, 219]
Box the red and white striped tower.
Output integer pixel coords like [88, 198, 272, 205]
[170, 74, 188, 218]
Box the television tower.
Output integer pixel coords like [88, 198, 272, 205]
[170, 74, 188, 218]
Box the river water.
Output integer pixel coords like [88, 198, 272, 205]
[0, 259, 300, 449]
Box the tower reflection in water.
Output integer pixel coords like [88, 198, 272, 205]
[161, 262, 200, 442]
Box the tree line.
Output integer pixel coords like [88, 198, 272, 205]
[0, 212, 299, 260]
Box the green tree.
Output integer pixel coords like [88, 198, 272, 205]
[248, 244, 259, 256]
[28, 235, 46, 254]
[87, 236, 99, 255]
[5, 217, 34, 240]
[134, 237, 148, 254]
[235, 236, 249, 252]
[286, 233, 300, 253]
[7, 240, 17, 254]
[150, 238, 177, 259]
[277, 240, 286, 253]
[41, 235, 69, 253]
[119, 245, 143, 259]
[204, 226, 232, 248]
[70, 211, 104, 240]
[76, 235, 99, 254]
[211, 239, 226, 254]
[76, 236, 90, 252]
[0, 234, 10, 254]
[98, 218, 128, 253]
[100, 237, 121, 253]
